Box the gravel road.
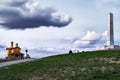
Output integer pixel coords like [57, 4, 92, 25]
[0, 59, 37, 68]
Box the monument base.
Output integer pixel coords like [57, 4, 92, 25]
[102, 45, 120, 50]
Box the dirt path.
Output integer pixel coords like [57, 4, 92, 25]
[0, 59, 37, 68]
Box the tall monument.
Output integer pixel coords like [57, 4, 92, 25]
[102, 12, 120, 50]
[107, 12, 114, 46]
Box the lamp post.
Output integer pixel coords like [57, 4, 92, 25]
[25, 49, 28, 59]
[25, 49, 31, 59]
[25, 49, 28, 54]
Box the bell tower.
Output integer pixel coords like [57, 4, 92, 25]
[11, 41, 14, 48]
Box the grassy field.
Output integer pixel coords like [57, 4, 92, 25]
[0, 50, 120, 80]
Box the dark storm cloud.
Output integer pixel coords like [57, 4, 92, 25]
[0, 8, 21, 19]
[0, 0, 28, 7]
[8, 1, 28, 7]
[0, 0, 72, 30]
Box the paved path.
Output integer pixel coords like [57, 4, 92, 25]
[0, 59, 37, 68]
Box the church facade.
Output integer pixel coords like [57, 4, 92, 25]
[6, 42, 24, 59]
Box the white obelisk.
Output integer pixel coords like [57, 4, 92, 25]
[107, 12, 114, 46]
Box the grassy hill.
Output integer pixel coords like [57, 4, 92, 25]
[0, 50, 120, 80]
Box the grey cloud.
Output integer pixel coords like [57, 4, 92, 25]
[0, 0, 72, 30]
[0, 0, 28, 7]
[0, 8, 21, 19]
[27, 48, 67, 58]
[74, 38, 101, 47]
[76, 45, 96, 49]
[9, 1, 27, 7]
[73, 31, 101, 48]
[0, 45, 6, 48]
[72, 39, 101, 52]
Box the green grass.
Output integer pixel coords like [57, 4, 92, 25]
[0, 50, 120, 80]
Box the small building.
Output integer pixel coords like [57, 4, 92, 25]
[6, 42, 24, 60]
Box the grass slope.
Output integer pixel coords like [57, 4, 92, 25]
[0, 50, 120, 80]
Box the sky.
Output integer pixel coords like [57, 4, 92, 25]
[0, 0, 120, 58]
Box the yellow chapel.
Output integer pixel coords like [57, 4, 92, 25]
[6, 42, 24, 59]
